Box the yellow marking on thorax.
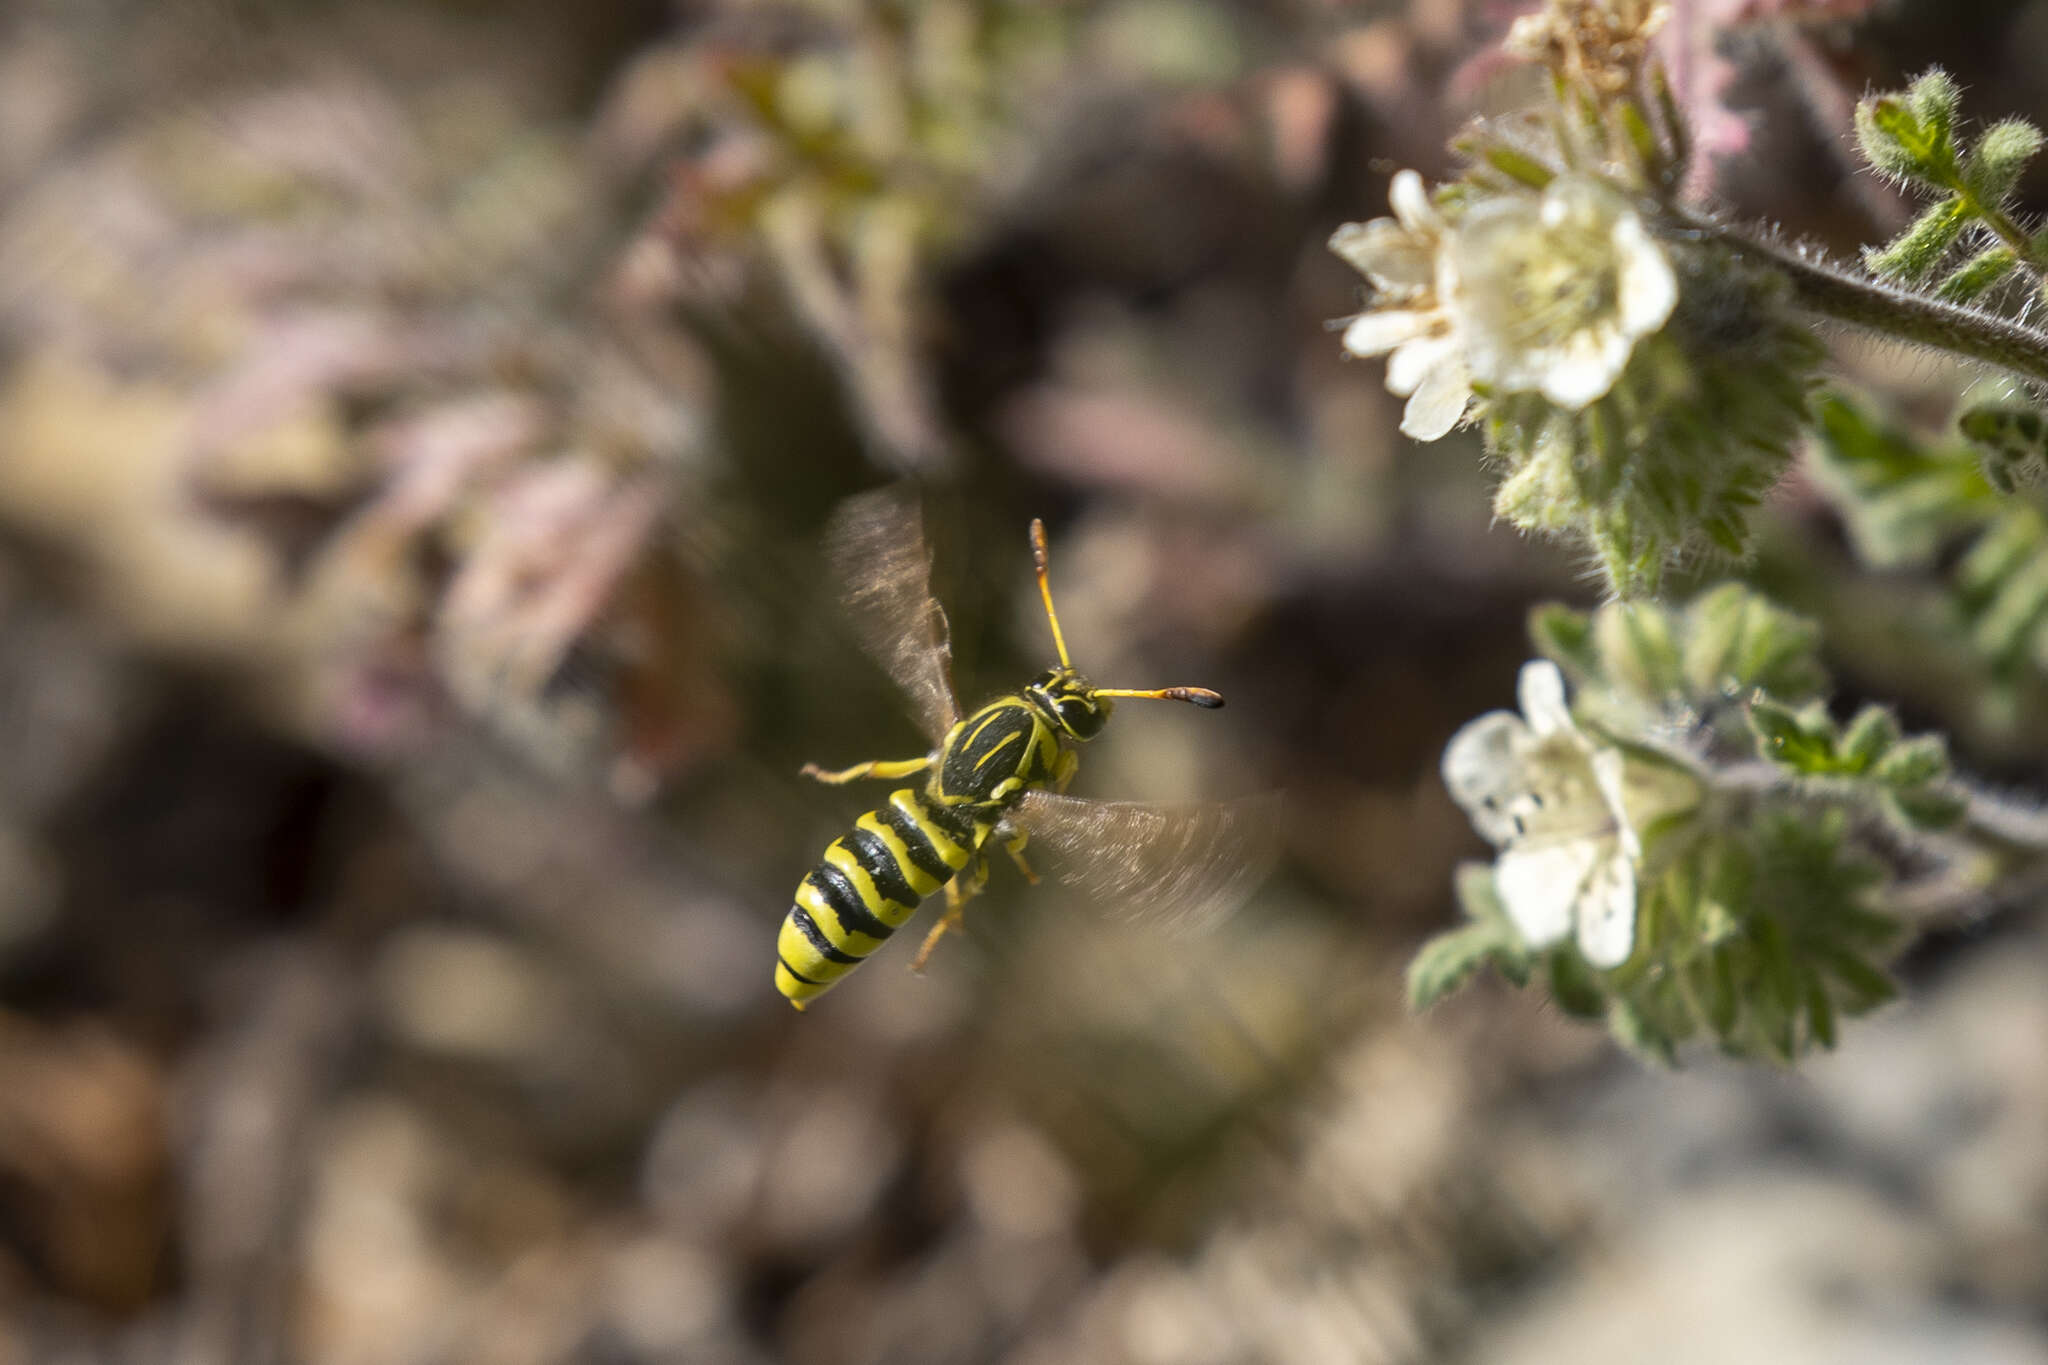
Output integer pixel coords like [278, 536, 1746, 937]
[957, 706, 1007, 752]
[973, 729, 1025, 773]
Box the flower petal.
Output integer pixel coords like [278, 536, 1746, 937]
[1536, 325, 1632, 409]
[1385, 331, 1454, 395]
[1329, 220, 1435, 290]
[1614, 215, 1678, 337]
[1517, 660, 1574, 738]
[1496, 838, 1605, 950]
[1341, 309, 1430, 358]
[1573, 849, 1637, 968]
[1388, 169, 1442, 235]
[1441, 711, 1535, 847]
[1589, 748, 1641, 860]
[1399, 354, 1471, 440]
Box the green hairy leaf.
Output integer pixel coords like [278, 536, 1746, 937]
[1884, 784, 1969, 831]
[1936, 245, 2020, 302]
[1679, 584, 1827, 704]
[1875, 734, 1950, 788]
[1408, 923, 1512, 1011]
[1863, 198, 1968, 282]
[1748, 698, 1839, 774]
[1608, 995, 1679, 1067]
[1960, 402, 2048, 493]
[1533, 588, 1827, 754]
[1529, 602, 1601, 684]
[1809, 393, 1993, 568]
[1748, 696, 1955, 827]
[1855, 71, 2045, 298]
[1907, 69, 1962, 151]
[1857, 87, 1956, 185]
[1964, 118, 2046, 201]
[1548, 948, 1608, 1019]
[1618, 811, 1901, 1062]
[1839, 707, 1902, 772]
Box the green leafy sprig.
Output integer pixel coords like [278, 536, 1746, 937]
[1856, 69, 2048, 302]
[1809, 393, 2048, 693]
[1746, 699, 1966, 831]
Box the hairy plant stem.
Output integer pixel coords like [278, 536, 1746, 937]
[1710, 757, 2048, 924]
[1684, 213, 2048, 389]
[1964, 199, 2048, 282]
[1955, 783, 2048, 859]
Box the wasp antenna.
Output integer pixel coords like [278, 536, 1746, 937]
[1029, 518, 1074, 669]
[1095, 686, 1226, 709]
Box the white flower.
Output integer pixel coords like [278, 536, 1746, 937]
[1441, 660, 1696, 968]
[1329, 170, 1474, 441]
[1448, 175, 1676, 410]
[1331, 171, 1677, 439]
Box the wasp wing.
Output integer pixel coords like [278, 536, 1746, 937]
[1009, 790, 1281, 933]
[822, 486, 963, 746]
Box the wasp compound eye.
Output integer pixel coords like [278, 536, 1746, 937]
[1059, 697, 1107, 738]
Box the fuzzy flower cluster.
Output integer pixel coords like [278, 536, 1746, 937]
[1330, 171, 1677, 441]
[1503, 0, 1666, 98]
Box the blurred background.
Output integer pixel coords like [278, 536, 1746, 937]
[3, 0, 2048, 1361]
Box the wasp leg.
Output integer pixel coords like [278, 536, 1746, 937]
[912, 859, 986, 971]
[800, 756, 932, 784]
[1004, 829, 1038, 884]
[1051, 749, 1080, 794]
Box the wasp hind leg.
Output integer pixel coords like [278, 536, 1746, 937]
[1003, 829, 1038, 884]
[801, 755, 932, 784]
[911, 858, 987, 971]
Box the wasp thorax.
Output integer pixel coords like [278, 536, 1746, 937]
[1027, 668, 1111, 740]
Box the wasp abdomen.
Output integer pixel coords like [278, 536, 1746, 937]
[776, 789, 982, 1008]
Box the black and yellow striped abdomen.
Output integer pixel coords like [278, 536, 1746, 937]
[776, 788, 988, 1008]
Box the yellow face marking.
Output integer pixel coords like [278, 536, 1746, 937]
[856, 811, 943, 899]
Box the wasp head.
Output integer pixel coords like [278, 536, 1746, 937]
[1026, 666, 1112, 741]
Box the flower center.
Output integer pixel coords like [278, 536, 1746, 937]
[1452, 199, 1621, 353]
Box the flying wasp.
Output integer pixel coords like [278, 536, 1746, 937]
[777, 487, 1275, 1009]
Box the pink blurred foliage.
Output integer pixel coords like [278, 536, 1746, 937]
[360, 394, 548, 543]
[0, 56, 730, 796]
[1001, 383, 1255, 503]
[1660, 0, 1876, 198]
[437, 459, 670, 717]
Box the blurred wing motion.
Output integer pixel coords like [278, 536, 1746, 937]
[1010, 791, 1281, 933]
[822, 486, 962, 745]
